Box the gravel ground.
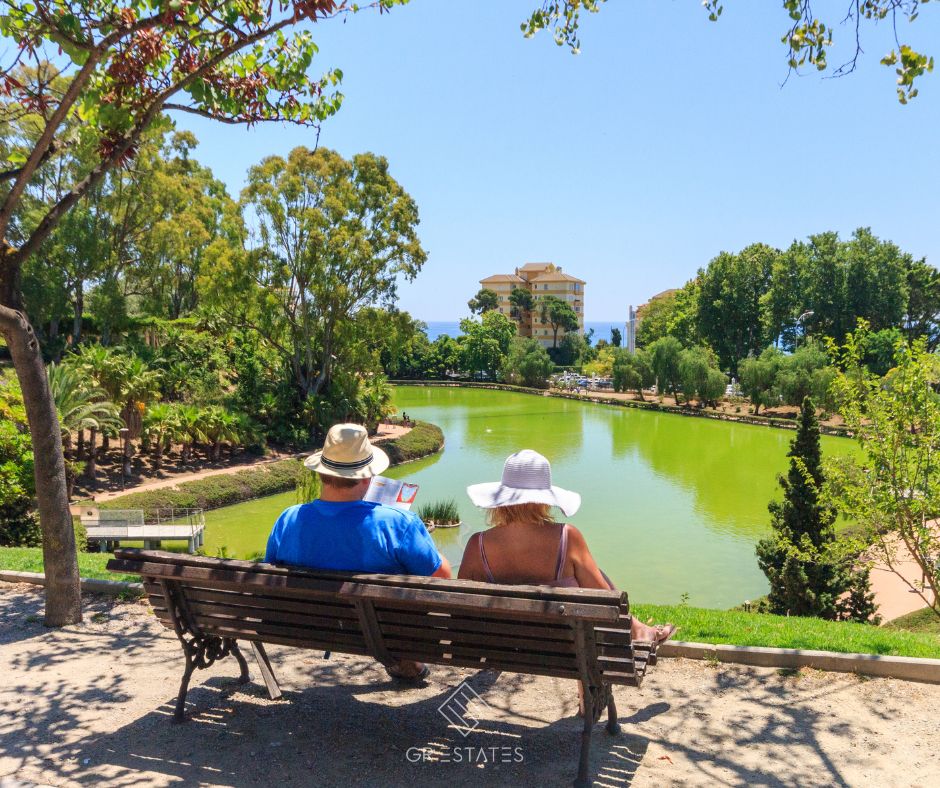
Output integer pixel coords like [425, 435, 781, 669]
[1, 584, 938, 788]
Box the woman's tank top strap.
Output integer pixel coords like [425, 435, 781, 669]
[478, 532, 496, 583]
[554, 523, 570, 581]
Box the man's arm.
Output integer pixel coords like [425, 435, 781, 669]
[432, 555, 453, 579]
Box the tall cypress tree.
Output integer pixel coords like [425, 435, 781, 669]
[756, 397, 877, 620]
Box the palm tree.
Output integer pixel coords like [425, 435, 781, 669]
[358, 374, 394, 434]
[69, 344, 122, 453]
[202, 406, 241, 461]
[142, 402, 180, 471]
[175, 404, 207, 464]
[48, 363, 122, 491]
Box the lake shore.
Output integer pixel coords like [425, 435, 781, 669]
[391, 380, 855, 437]
[2, 584, 938, 787]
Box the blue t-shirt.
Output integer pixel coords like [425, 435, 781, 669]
[264, 499, 442, 576]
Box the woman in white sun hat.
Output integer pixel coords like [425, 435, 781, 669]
[458, 449, 675, 646]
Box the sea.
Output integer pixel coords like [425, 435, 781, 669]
[424, 320, 625, 343]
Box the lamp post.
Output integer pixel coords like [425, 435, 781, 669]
[795, 310, 814, 349]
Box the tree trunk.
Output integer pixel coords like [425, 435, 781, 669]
[72, 284, 83, 345]
[154, 439, 163, 471]
[77, 428, 85, 458]
[86, 426, 97, 480]
[0, 302, 82, 626]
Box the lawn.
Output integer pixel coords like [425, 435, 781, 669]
[3, 546, 938, 659]
[0, 547, 140, 583]
[632, 602, 940, 659]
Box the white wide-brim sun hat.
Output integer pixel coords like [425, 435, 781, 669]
[466, 449, 581, 517]
[304, 423, 390, 479]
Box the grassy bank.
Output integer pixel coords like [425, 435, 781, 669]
[0, 547, 139, 583]
[632, 602, 940, 659]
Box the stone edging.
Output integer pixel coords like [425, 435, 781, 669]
[660, 640, 940, 684]
[391, 380, 854, 438]
[2, 570, 937, 684]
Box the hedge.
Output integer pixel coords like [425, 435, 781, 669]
[97, 421, 445, 515]
[382, 420, 445, 465]
[99, 459, 305, 517]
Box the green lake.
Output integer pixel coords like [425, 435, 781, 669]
[204, 387, 856, 609]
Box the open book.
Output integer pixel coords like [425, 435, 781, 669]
[364, 476, 419, 511]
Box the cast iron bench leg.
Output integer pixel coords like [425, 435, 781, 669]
[228, 639, 251, 684]
[606, 693, 620, 736]
[250, 641, 282, 700]
[574, 687, 595, 788]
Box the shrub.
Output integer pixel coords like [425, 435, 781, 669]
[416, 498, 460, 525]
[382, 421, 444, 464]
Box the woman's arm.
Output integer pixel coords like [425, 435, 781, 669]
[567, 526, 614, 590]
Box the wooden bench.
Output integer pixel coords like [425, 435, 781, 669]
[108, 548, 660, 787]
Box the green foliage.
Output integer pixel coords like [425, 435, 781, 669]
[416, 498, 460, 526]
[738, 346, 784, 414]
[756, 397, 877, 622]
[459, 312, 516, 379]
[609, 327, 622, 347]
[774, 340, 835, 408]
[825, 324, 940, 620]
[508, 287, 535, 323]
[538, 294, 579, 348]
[647, 336, 683, 399]
[295, 467, 322, 505]
[0, 378, 39, 547]
[502, 338, 553, 388]
[612, 349, 653, 399]
[232, 146, 426, 405]
[677, 346, 725, 406]
[696, 243, 776, 373]
[636, 284, 698, 348]
[380, 421, 445, 465]
[468, 288, 500, 315]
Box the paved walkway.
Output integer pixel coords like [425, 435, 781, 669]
[1, 585, 938, 787]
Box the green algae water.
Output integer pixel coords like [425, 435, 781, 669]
[204, 387, 855, 608]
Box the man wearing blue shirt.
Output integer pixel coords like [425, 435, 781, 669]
[265, 422, 451, 683]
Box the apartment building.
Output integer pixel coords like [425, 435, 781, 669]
[480, 262, 585, 348]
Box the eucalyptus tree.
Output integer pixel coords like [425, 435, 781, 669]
[236, 146, 426, 403]
[0, 1, 383, 624]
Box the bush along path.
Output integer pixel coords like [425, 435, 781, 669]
[96, 420, 444, 516]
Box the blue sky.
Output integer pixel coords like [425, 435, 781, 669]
[173, 1, 940, 322]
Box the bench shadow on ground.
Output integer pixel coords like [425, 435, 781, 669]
[1, 590, 865, 787]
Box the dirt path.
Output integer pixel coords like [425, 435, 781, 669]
[1, 585, 938, 787]
[93, 423, 412, 503]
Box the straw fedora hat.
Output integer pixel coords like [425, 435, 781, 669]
[304, 423, 390, 479]
[466, 450, 581, 517]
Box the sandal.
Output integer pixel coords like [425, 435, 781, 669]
[385, 662, 430, 685]
[654, 624, 677, 645]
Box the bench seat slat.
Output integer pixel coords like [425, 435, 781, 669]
[383, 637, 580, 673]
[144, 584, 360, 621]
[189, 615, 369, 649]
[379, 623, 578, 656]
